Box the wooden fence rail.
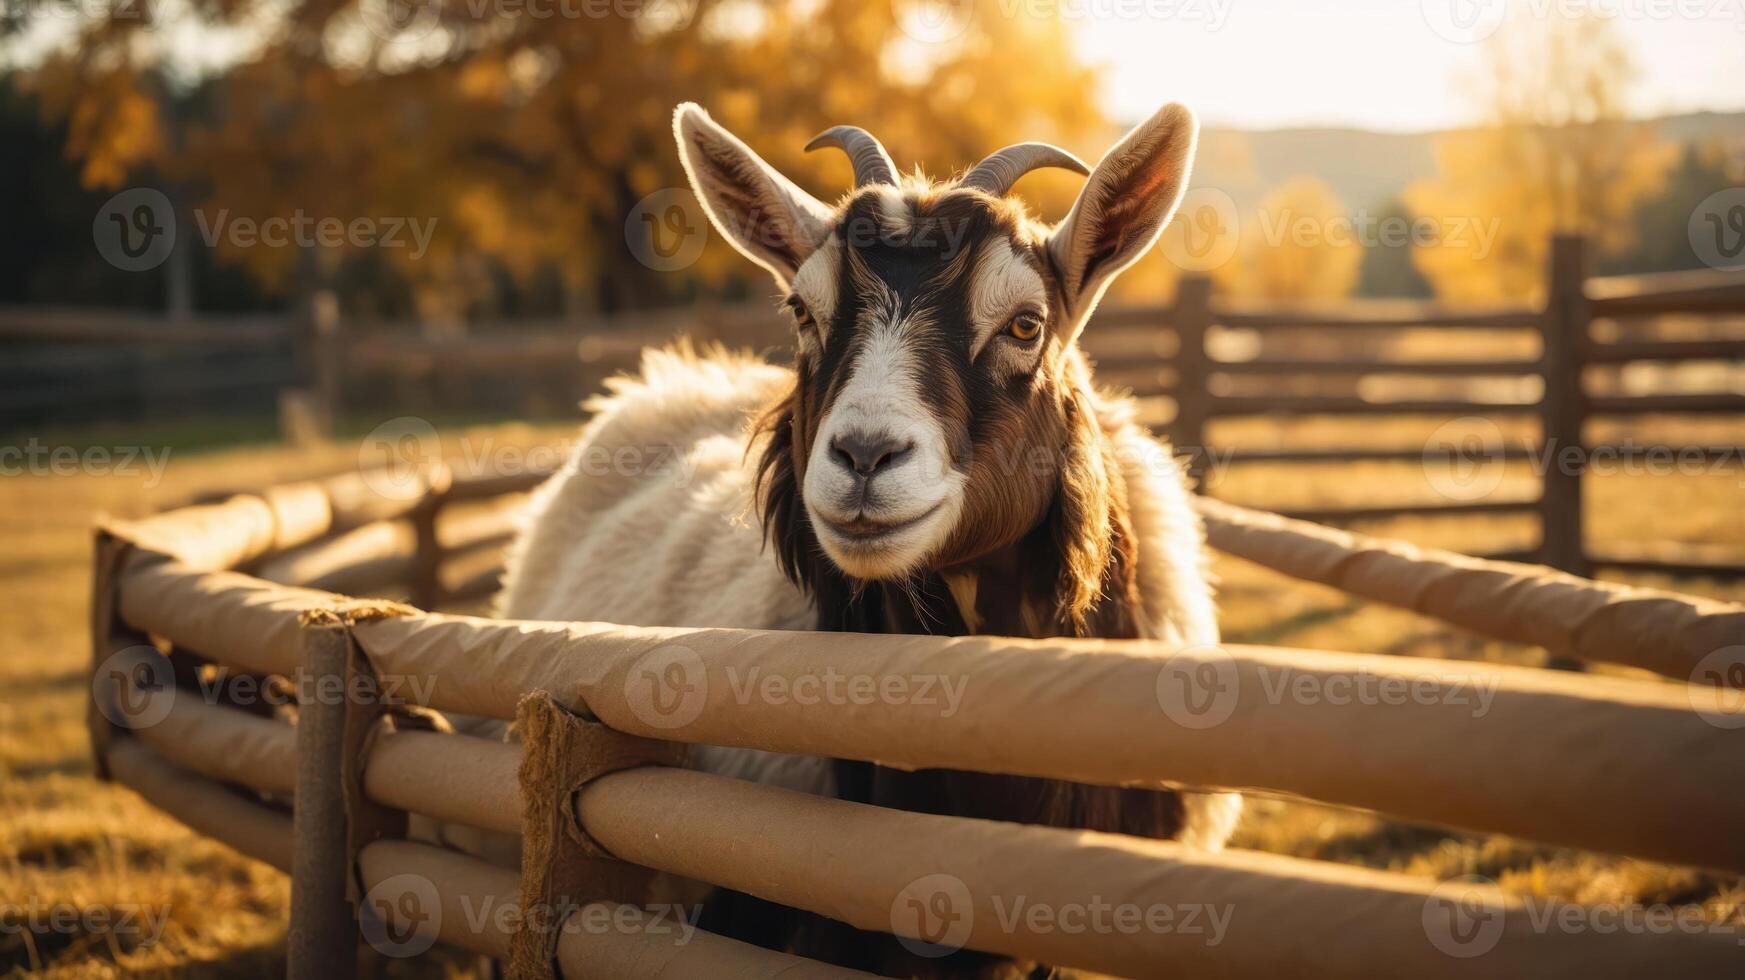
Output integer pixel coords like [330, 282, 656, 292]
[86, 466, 1745, 979]
[1153, 236, 1745, 579]
[9, 234, 1742, 574]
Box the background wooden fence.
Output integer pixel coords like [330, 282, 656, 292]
[6, 234, 1742, 578]
[1089, 235, 1745, 579]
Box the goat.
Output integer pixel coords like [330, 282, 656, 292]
[496, 100, 1240, 977]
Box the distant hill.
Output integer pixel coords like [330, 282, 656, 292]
[1188, 110, 1745, 215]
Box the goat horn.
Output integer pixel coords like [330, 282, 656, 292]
[804, 126, 899, 187]
[959, 142, 1091, 196]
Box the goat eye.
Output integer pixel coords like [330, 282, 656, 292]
[786, 295, 815, 331]
[1006, 312, 1043, 343]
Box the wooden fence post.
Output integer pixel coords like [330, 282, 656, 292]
[409, 464, 453, 612]
[1539, 235, 1590, 580]
[1172, 276, 1214, 488]
[289, 624, 360, 980]
[312, 290, 343, 438]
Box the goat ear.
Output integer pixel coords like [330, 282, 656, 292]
[1047, 103, 1198, 334]
[674, 102, 832, 287]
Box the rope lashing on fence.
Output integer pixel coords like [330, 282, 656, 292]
[1194, 496, 1745, 685]
[86, 468, 1745, 978]
[511, 691, 689, 978]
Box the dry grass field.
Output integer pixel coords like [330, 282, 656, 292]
[2, 414, 1742, 977]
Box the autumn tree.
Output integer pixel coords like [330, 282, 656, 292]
[1217, 175, 1361, 301]
[1406, 11, 1675, 301]
[10, 0, 1105, 318]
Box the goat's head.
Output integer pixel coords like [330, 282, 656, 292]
[674, 101, 1197, 598]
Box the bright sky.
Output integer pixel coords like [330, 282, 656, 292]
[9, 0, 1743, 133]
[1071, 0, 1745, 131]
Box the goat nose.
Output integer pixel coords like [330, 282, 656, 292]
[830, 432, 913, 477]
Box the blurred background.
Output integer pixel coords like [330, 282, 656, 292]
[1, 1, 1742, 975]
[1, 0, 1741, 427]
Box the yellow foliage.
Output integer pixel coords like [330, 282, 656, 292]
[41, 68, 164, 191]
[27, 0, 1106, 314]
[1406, 12, 1676, 302]
[1220, 176, 1361, 301]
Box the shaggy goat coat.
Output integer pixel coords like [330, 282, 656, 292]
[494, 346, 1240, 849]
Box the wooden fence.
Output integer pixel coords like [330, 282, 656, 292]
[0, 308, 300, 426]
[1085, 236, 1745, 578]
[87, 466, 1745, 978]
[8, 235, 1743, 575]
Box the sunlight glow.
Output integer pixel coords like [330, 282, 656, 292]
[1068, 0, 1745, 130]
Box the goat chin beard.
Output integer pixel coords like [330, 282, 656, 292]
[806, 495, 962, 582]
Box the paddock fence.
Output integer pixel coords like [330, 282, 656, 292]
[14, 233, 1744, 576]
[87, 460, 1745, 978]
[1083, 236, 1745, 579]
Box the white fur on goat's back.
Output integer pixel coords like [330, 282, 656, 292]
[496, 345, 1238, 848]
[496, 345, 831, 798]
[498, 345, 810, 631]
